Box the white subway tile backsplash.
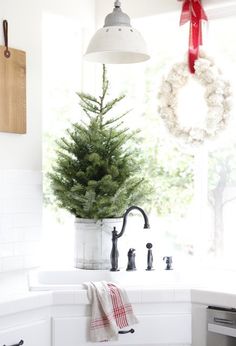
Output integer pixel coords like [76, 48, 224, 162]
[22, 227, 41, 241]
[0, 214, 13, 230]
[23, 254, 40, 268]
[14, 198, 42, 214]
[0, 199, 4, 213]
[0, 227, 22, 243]
[0, 243, 14, 257]
[13, 212, 42, 228]
[0, 169, 42, 272]
[1, 256, 24, 271]
[19, 241, 39, 256]
[2, 170, 42, 186]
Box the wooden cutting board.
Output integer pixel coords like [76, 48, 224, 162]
[0, 45, 26, 133]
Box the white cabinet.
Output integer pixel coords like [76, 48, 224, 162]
[0, 319, 51, 346]
[0, 319, 50, 346]
[0, 288, 192, 346]
[53, 314, 191, 346]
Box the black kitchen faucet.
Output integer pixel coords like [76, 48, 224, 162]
[110, 205, 150, 271]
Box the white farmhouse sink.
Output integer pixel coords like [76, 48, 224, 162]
[29, 268, 183, 291]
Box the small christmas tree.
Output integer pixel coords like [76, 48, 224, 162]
[49, 65, 146, 219]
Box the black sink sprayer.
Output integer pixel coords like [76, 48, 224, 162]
[146, 242, 154, 271]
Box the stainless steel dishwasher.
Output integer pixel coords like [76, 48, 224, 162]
[207, 306, 236, 345]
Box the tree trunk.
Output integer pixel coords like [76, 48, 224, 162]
[213, 193, 224, 256]
[212, 163, 228, 256]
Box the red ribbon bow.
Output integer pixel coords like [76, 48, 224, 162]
[180, 0, 208, 73]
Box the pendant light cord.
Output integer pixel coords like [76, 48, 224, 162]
[114, 0, 121, 8]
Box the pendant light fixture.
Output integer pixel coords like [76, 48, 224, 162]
[84, 0, 150, 64]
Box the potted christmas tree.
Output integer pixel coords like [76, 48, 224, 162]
[49, 65, 146, 269]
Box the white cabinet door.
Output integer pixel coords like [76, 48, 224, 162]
[53, 314, 191, 346]
[0, 319, 51, 346]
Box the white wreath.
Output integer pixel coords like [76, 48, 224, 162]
[158, 52, 233, 145]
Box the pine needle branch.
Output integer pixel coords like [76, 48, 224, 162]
[102, 95, 126, 115]
[77, 92, 100, 105]
[103, 110, 131, 127]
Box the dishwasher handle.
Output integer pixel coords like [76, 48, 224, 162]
[214, 317, 234, 325]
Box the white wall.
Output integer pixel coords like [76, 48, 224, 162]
[95, 0, 236, 27]
[0, 0, 95, 170]
[0, 0, 42, 170]
[0, 0, 95, 271]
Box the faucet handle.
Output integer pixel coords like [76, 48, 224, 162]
[163, 256, 173, 270]
[146, 242, 152, 249]
[126, 248, 136, 271]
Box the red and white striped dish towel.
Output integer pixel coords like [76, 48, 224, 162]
[84, 281, 138, 342]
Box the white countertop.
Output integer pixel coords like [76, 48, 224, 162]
[1, 286, 236, 318]
[1, 269, 236, 317]
[0, 291, 53, 318]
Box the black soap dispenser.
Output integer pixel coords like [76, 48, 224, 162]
[163, 256, 173, 270]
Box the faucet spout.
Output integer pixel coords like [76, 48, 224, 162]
[116, 205, 150, 239]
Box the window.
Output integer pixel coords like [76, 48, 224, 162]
[43, 9, 236, 269]
[42, 12, 85, 266]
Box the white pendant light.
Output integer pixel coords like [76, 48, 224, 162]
[84, 0, 150, 64]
